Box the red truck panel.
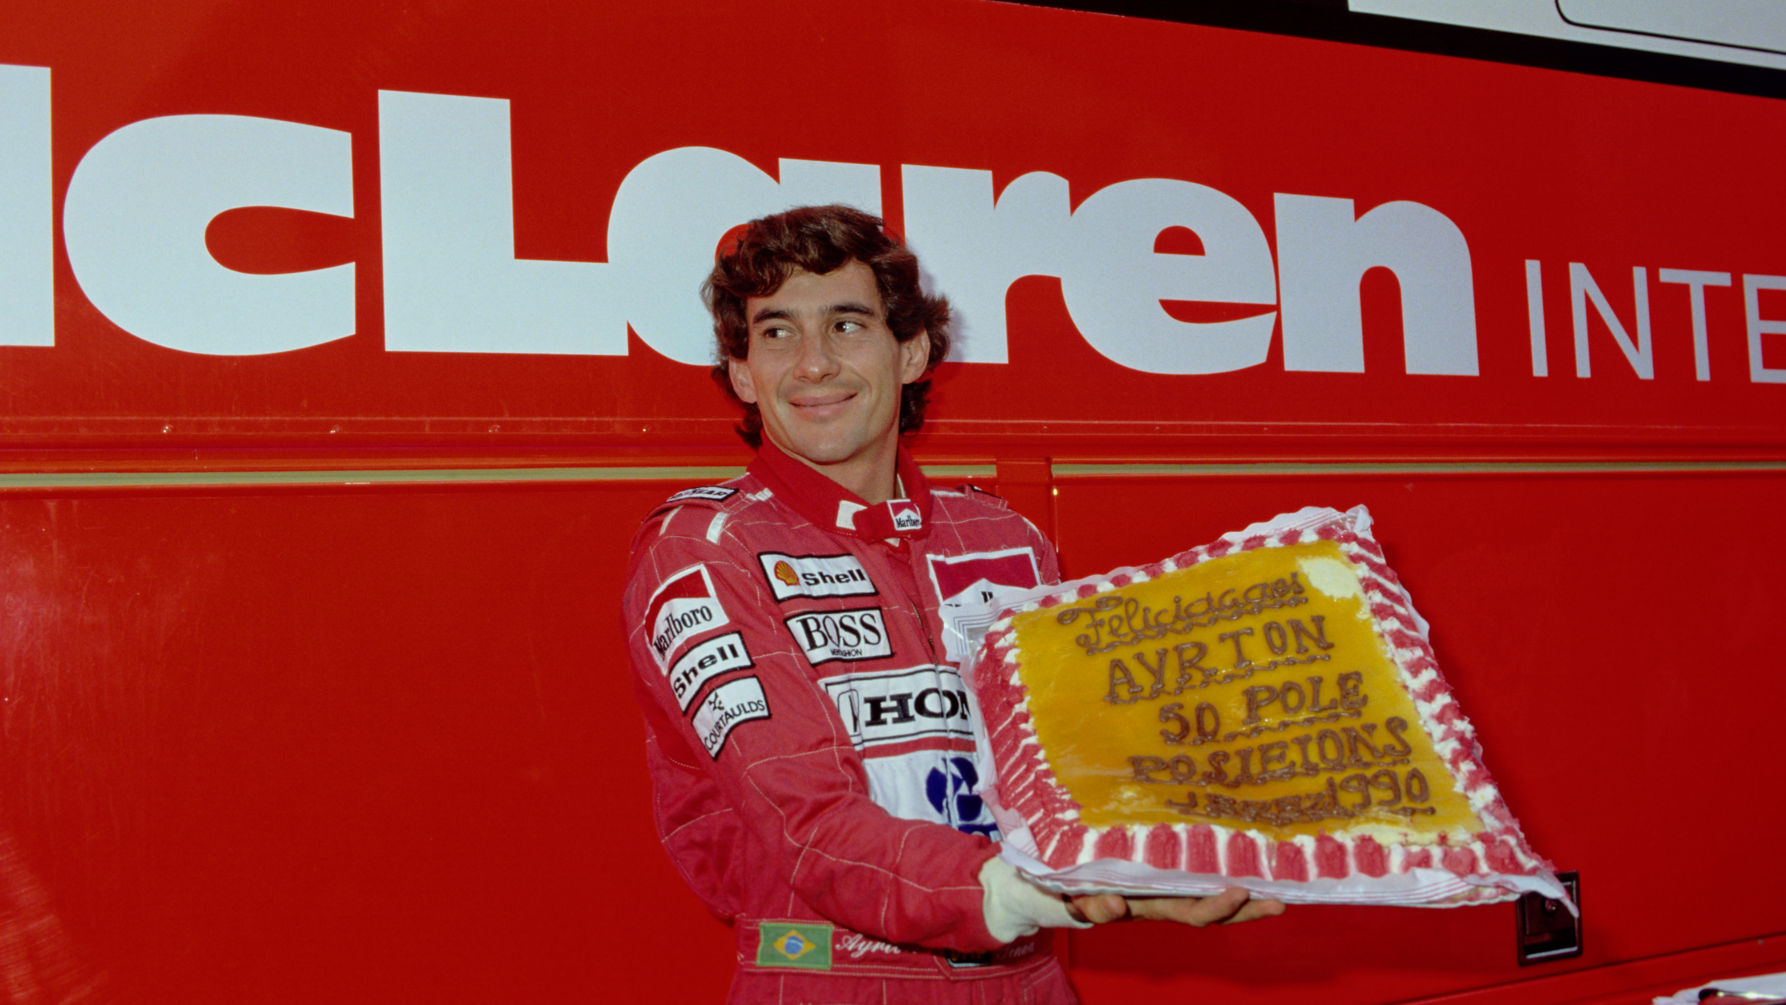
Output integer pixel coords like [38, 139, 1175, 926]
[3, 0, 1784, 1000]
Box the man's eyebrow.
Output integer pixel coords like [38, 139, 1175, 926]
[747, 302, 879, 326]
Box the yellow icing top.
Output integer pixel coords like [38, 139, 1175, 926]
[1009, 539, 1481, 842]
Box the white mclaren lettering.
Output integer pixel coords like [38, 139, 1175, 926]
[17, 75, 1777, 387]
[1525, 258, 1786, 383]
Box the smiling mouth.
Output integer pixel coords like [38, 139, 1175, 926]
[790, 391, 856, 411]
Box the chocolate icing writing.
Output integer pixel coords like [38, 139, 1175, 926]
[1164, 769, 1438, 826]
[1056, 574, 1308, 654]
[1241, 671, 1365, 725]
[1129, 719, 1416, 789]
[1105, 649, 1331, 704]
[1155, 701, 1221, 745]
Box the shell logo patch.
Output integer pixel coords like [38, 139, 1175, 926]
[773, 561, 800, 588]
[756, 922, 833, 970]
[756, 552, 876, 601]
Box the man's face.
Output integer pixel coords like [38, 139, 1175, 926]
[728, 259, 929, 502]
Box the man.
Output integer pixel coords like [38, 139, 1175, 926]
[622, 205, 1280, 1004]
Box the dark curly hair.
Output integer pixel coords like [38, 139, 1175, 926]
[703, 204, 951, 447]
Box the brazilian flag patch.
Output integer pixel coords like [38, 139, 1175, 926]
[756, 922, 833, 970]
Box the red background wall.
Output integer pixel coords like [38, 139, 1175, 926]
[7, 468, 1784, 1002]
[3, 0, 1784, 1001]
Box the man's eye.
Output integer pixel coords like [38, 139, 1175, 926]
[835, 319, 864, 334]
[757, 326, 792, 341]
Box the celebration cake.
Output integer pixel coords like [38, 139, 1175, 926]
[971, 506, 1566, 907]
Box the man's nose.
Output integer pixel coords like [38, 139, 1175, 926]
[794, 331, 840, 379]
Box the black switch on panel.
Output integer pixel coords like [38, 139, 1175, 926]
[1516, 870, 1581, 965]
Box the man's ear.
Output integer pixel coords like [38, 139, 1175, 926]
[899, 331, 931, 385]
[728, 357, 758, 404]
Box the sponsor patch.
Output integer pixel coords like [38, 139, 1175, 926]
[645, 565, 730, 670]
[755, 922, 833, 971]
[927, 548, 1042, 662]
[927, 547, 1041, 601]
[783, 607, 892, 666]
[820, 666, 974, 748]
[888, 499, 923, 532]
[926, 755, 999, 837]
[665, 631, 753, 711]
[757, 552, 877, 601]
[691, 676, 770, 759]
[666, 485, 736, 503]
[857, 750, 999, 836]
[944, 936, 1041, 969]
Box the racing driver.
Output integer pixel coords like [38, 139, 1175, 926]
[620, 204, 1282, 1004]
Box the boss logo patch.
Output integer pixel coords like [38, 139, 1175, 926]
[784, 607, 891, 666]
[757, 552, 877, 601]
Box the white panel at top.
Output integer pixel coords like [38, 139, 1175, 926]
[1349, 0, 1786, 70]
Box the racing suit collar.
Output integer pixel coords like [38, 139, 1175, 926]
[749, 440, 933, 542]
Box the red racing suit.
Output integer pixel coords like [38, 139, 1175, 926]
[622, 442, 1074, 1004]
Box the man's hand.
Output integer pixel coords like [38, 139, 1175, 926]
[1067, 886, 1285, 927]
